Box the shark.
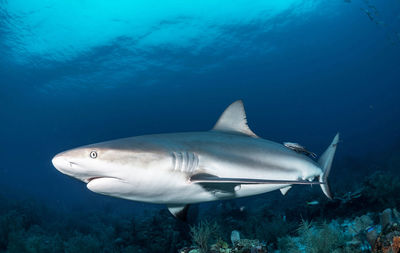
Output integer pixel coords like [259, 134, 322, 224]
[52, 100, 339, 220]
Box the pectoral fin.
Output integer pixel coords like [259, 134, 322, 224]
[190, 173, 323, 185]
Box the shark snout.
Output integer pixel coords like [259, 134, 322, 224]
[52, 153, 86, 181]
[52, 151, 117, 184]
[52, 154, 71, 174]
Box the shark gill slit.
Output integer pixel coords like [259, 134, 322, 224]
[171, 152, 177, 171]
[188, 152, 193, 172]
[185, 152, 191, 172]
[171, 151, 199, 173]
[182, 151, 188, 172]
[177, 152, 182, 172]
[189, 152, 199, 173]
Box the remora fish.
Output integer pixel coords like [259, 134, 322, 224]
[52, 100, 339, 220]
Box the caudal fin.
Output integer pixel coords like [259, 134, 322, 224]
[318, 133, 339, 199]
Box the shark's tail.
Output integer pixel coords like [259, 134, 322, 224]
[318, 133, 339, 199]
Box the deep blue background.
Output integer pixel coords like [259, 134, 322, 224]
[0, 0, 399, 214]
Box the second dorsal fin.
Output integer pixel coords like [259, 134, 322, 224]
[212, 100, 257, 137]
[283, 142, 317, 158]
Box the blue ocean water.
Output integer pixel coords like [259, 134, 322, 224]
[1, 0, 400, 252]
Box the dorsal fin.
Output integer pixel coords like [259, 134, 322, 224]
[212, 100, 257, 137]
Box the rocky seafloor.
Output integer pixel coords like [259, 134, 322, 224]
[181, 207, 400, 253]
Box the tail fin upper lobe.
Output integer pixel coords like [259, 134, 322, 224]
[318, 133, 340, 199]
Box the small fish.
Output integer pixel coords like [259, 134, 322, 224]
[361, 8, 375, 21]
[366, 226, 375, 233]
[368, 5, 378, 13]
[307, 200, 320, 206]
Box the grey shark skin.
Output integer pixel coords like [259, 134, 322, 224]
[52, 100, 339, 220]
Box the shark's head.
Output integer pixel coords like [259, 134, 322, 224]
[52, 147, 111, 184]
[52, 137, 173, 200]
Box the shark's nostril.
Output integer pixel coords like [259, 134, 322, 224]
[52, 155, 75, 174]
[68, 162, 79, 168]
[87, 176, 103, 182]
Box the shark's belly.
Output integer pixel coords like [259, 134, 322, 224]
[128, 180, 285, 204]
[120, 165, 294, 205]
[114, 167, 285, 204]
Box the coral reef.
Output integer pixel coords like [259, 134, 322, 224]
[190, 220, 220, 253]
[278, 208, 400, 253]
[367, 208, 400, 253]
[179, 237, 267, 253]
[0, 199, 191, 253]
[278, 219, 351, 253]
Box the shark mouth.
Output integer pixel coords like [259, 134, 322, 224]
[86, 176, 121, 183]
[87, 176, 104, 183]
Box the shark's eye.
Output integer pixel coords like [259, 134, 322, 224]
[90, 151, 98, 159]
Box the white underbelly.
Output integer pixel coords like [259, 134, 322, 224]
[145, 181, 286, 204]
[113, 169, 293, 204]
